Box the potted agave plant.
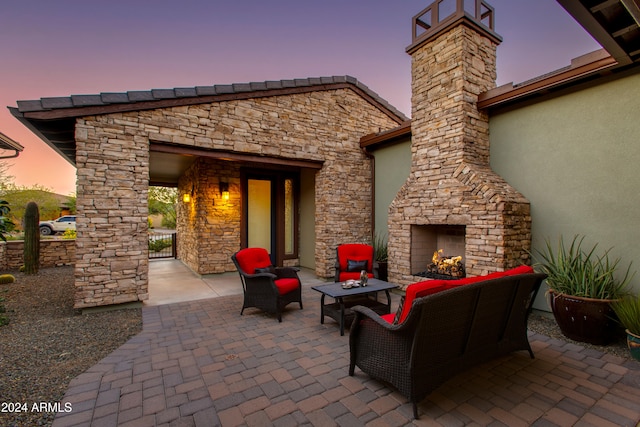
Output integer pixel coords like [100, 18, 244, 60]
[373, 232, 388, 281]
[611, 295, 640, 361]
[533, 235, 634, 345]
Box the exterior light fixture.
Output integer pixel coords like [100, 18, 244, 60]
[183, 185, 194, 203]
[220, 182, 230, 201]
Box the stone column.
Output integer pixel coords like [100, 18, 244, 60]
[74, 114, 149, 308]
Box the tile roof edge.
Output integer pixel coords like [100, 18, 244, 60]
[12, 75, 408, 122]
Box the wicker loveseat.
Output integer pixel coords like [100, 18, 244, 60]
[348, 266, 547, 419]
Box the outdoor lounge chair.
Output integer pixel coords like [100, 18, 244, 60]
[334, 243, 375, 282]
[231, 247, 303, 322]
[349, 266, 546, 419]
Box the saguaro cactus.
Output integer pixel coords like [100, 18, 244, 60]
[23, 201, 40, 274]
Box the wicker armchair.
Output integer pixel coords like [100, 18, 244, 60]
[231, 247, 303, 322]
[334, 243, 375, 282]
[349, 272, 546, 419]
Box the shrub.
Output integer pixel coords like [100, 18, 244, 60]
[149, 237, 172, 252]
[62, 229, 76, 239]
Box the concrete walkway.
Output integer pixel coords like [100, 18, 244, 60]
[53, 260, 640, 426]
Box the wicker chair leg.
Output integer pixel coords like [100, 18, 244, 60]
[527, 346, 535, 359]
[413, 402, 419, 419]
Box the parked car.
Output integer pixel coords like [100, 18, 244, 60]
[39, 215, 76, 236]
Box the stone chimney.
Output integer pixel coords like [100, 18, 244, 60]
[388, 0, 532, 286]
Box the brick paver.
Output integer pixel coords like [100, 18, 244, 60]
[52, 283, 640, 426]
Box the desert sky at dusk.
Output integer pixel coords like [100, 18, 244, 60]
[1, 0, 600, 195]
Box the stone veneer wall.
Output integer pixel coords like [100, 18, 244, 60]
[75, 88, 399, 307]
[177, 159, 242, 274]
[388, 23, 531, 287]
[0, 239, 76, 270]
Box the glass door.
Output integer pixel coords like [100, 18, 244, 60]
[247, 178, 274, 254]
[242, 171, 298, 266]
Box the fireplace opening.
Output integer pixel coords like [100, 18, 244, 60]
[411, 225, 466, 279]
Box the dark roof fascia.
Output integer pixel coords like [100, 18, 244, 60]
[11, 76, 408, 124]
[0, 131, 24, 159]
[360, 120, 412, 149]
[477, 49, 629, 110]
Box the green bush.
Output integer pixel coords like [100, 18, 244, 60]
[149, 237, 172, 252]
[62, 229, 76, 239]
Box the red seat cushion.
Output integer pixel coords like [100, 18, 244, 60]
[235, 247, 272, 274]
[275, 278, 299, 295]
[394, 265, 535, 324]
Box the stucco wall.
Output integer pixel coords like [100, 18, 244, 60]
[370, 137, 412, 239]
[490, 72, 640, 308]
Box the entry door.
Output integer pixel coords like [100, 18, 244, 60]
[243, 172, 298, 266]
[247, 178, 274, 254]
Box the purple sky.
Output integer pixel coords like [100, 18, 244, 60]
[0, 0, 601, 195]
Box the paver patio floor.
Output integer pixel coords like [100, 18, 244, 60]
[53, 264, 640, 426]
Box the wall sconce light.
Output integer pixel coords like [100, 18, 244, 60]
[183, 185, 194, 203]
[220, 182, 230, 201]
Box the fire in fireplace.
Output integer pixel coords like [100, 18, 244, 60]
[416, 249, 466, 280]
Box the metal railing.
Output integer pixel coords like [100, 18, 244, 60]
[148, 232, 176, 259]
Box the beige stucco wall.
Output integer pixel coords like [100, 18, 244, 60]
[490, 72, 640, 309]
[74, 87, 400, 307]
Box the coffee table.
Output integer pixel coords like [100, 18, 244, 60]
[311, 278, 398, 335]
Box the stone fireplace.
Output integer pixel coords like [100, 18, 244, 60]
[388, 0, 532, 287]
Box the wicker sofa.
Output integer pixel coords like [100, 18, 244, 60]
[348, 266, 547, 419]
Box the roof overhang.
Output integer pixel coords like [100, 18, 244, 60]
[0, 131, 24, 159]
[8, 76, 408, 177]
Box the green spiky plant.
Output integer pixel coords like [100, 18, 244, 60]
[532, 235, 634, 300]
[23, 201, 40, 275]
[373, 232, 388, 262]
[612, 295, 640, 336]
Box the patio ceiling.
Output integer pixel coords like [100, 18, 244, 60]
[557, 0, 640, 65]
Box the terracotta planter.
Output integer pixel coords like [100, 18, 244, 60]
[548, 290, 620, 345]
[626, 329, 640, 362]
